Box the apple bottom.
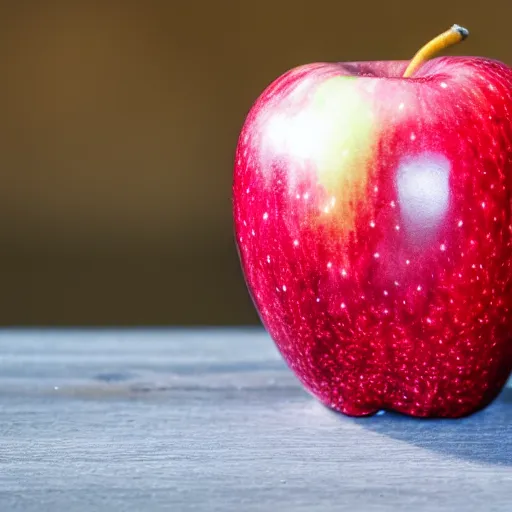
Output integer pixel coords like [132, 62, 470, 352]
[293, 367, 509, 418]
[270, 336, 512, 418]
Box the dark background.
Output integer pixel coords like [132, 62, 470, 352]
[0, 1, 510, 326]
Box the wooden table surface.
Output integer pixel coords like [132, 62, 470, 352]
[0, 328, 510, 511]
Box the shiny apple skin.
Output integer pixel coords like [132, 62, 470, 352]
[233, 56, 512, 417]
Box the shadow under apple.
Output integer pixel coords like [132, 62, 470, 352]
[344, 386, 512, 466]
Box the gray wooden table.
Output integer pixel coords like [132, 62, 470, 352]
[0, 329, 510, 511]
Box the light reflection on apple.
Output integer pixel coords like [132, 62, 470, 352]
[395, 152, 451, 243]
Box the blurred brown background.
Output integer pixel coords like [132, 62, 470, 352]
[0, 0, 510, 325]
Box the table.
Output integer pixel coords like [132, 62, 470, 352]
[0, 329, 510, 511]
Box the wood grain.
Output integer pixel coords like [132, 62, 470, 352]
[0, 328, 510, 511]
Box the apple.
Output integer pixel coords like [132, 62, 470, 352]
[232, 25, 512, 417]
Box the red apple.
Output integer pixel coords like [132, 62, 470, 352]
[232, 27, 512, 417]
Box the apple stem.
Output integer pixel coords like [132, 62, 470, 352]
[403, 24, 469, 78]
